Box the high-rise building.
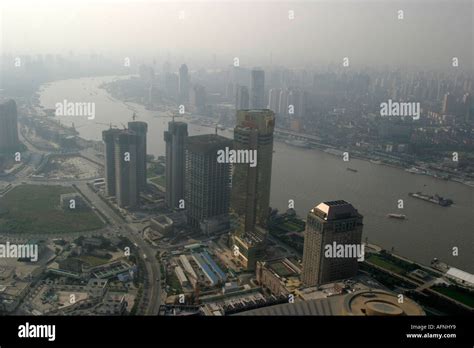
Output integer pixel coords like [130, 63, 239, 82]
[442, 92, 455, 114]
[268, 88, 281, 114]
[231, 109, 275, 234]
[102, 128, 122, 196]
[164, 73, 179, 100]
[461, 93, 471, 122]
[288, 88, 305, 118]
[164, 121, 188, 209]
[114, 131, 139, 208]
[179, 64, 190, 105]
[185, 134, 232, 235]
[235, 85, 249, 110]
[278, 89, 289, 117]
[250, 69, 265, 109]
[226, 82, 235, 101]
[302, 200, 364, 287]
[191, 84, 206, 114]
[0, 99, 20, 153]
[128, 121, 148, 191]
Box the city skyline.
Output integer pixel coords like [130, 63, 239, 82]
[0, 1, 472, 345]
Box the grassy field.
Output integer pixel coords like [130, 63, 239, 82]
[366, 254, 406, 274]
[150, 175, 166, 188]
[282, 221, 305, 232]
[432, 286, 474, 308]
[0, 184, 104, 234]
[78, 255, 111, 267]
[167, 272, 182, 294]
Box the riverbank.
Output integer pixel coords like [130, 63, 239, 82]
[35, 75, 474, 273]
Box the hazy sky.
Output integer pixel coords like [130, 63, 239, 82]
[1, 0, 472, 70]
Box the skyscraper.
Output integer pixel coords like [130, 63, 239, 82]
[268, 88, 281, 113]
[164, 121, 188, 209]
[278, 89, 289, 117]
[102, 128, 122, 197]
[179, 64, 190, 105]
[114, 131, 139, 208]
[185, 134, 232, 234]
[164, 73, 179, 100]
[128, 121, 148, 191]
[442, 92, 455, 114]
[0, 99, 20, 153]
[250, 69, 265, 109]
[302, 200, 364, 287]
[288, 88, 305, 118]
[231, 109, 275, 234]
[461, 93, 471, 122]
[235, 85, 249, 110]
[191, 84, 206, 114]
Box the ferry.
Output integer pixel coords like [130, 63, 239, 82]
[387, 213, 406, 220]
[408, 192, 453, 207]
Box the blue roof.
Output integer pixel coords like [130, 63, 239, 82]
[194, 254, 218, 285]
[201, 251, 227, 281]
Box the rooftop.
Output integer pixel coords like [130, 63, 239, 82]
[237, 289, 425, 316]
[446, 267, 474, 285]
[186, 134, 232, 154]
[312, 200, 359, 221]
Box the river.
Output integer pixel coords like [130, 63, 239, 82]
[38, 76, 474, 272]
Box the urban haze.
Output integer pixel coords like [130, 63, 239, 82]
[0, 0, 472, 327]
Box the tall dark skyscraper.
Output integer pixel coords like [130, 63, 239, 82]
[114, 131, 139, 208]
[128, 121, 148, 190]
[231, 109, 275, 234]
[230, 109, 275, 271]
[302, 200, 364, 287]
[179, 64, 190, 105]
[164, 121, 188, 209]
[235, 85, 249, 110]
[185, 134, 232, 235]
[0, 99, 20, 153]
[250, 68, 265, 109]
[102, 128, 122, 197]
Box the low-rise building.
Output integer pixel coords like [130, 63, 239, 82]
[150, 215, 174, 235]
[256, 257, 301, 297]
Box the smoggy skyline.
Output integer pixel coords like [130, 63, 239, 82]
[1, 0, 472, 71]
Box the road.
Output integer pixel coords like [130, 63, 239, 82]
[1, 108, 162, 314]
[75, 183, 162, 315]
[1, 165, 162, 315]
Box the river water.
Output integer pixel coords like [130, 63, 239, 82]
[38, 76, 474, 272]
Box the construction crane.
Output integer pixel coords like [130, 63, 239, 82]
[162, 110, 182, 123]
[95, 122, 117, 129]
